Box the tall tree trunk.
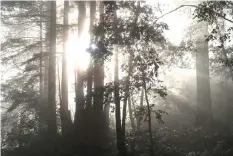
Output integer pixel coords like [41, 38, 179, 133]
[57, 58, 61, 104]
[137, 89, 144, 130]
[42, 1, 50, 133]
[114, 49, 126, 156]
[129, 91, 137, 154]
[122, 52, 133, 138]
[60, 0, 72, 135]
[195, 22, 212, 127]
[47, 1, 57, 135]
[74, 1, 86, 126]
[89, 1, 106, 146]
[86, 1, 96, 109]
[222, 55, 233, 133]
[39, 3, 46, 134]
[122, 98, 127, 139]
[107, 1, 126, 155]
[143, 79, 154, 156]
[216, 17, 233, 133]
[104, 100, 110, 131]
[125, 2, 140, 133]
[93, 1, 104, 115]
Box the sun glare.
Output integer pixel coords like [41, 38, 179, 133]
[67, 31, 90, 71]
[66, 31, 91, 117]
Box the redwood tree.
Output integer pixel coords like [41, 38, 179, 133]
[195, 22, 212, 126]
[60, 0, 72, 135]
[47, 1, 57, 136]
[74, 1, 86, 128]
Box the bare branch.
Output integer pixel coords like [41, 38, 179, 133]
[156, 5, 186, 22]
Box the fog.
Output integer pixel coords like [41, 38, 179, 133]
[1, 1, 233, 156]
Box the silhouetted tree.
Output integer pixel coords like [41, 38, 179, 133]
[60, 0, 72, 135]
[47, 1, 57, 135]
[74, 1, 86, 129]
[86, 1, 96, 109]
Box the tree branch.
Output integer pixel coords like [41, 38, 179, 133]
[156, 4, 233, 24]
[156, 5, 186, 22]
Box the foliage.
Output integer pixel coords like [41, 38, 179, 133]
[192, 1, 233, 43]
[2, 1, 233, 156]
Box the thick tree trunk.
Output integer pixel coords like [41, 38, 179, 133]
[74, 70, 85, 125]
[39, 3, 46, 134]
[90, 1, 106, 146]
[93, 63, 104, 113]
[43, 58, 49, 132]
[93, 1, 104, 115]
[195, 22, 212, 127]
[86, 1, 96, 109]
[74, 1, 86, 127]
[47, 1, 57, 135]
[41, 2, 50, 133]
[73, 3, 87, 145]
[60, 0, 72, 135]
[40, 1, 51, 134]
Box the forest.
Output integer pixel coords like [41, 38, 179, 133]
[1, 1, 233, 156]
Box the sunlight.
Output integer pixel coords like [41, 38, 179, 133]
[67, 23, 90, 71]
[67, 36, 90, 71]
[66, 33, 91, 118]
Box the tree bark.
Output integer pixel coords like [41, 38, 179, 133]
[74, 1, 86, 126]
[143, 79, 154, 156]
[39, 2, 46, 134]
[137, 89, 144, 130]
[86, 1, 96, 109]
[57, 58, 62, 104]
[93, 1, 104, 115]
[122, 98, 127, 139]
[114, 49, 126, 156]
[60, 0, 72, 135]
[104, 69, 112, 133]
[90, 1, 106, 146]
[110, 1, 126, 155]
[41, 1, 50, 133]
[47, 0, 57, 135]
[122, 52, 133, 138]
[195, 22, 212, 127]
